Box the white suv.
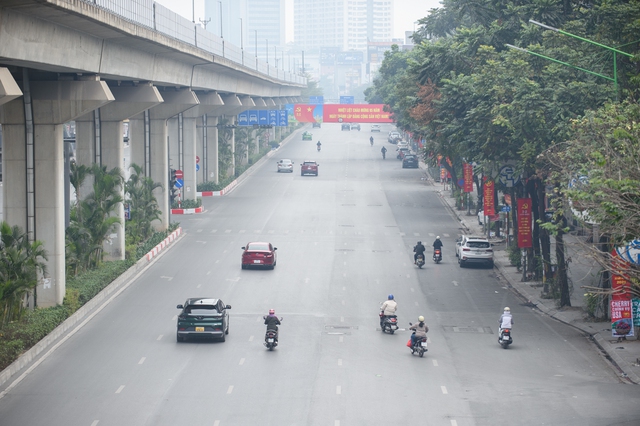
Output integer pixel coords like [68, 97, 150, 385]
[456, 235, 493, 268]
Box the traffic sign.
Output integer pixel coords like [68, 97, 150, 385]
[196, 164, 200, 172]
[175, 179, 184, 188]
[196, 156, 200, 164]
[175, 169, 183, 179]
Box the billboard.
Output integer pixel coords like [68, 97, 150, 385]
[322, 104, 393, 123]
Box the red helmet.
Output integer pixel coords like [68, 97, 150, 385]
[269, 309, 275, 314]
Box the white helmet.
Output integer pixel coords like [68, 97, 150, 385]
[436, 236, 441, 239]
[504, 307, 510, 312]
[418, 316, 425, 322]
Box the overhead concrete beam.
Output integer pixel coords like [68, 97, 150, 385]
[150, 89, 199, 120]
[183, 91, 224, 118]
[0, 68, 22, 107]
[252, 97, 268, 109]
[100, 84, 164, 121]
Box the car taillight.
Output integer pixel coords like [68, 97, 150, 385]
[487, 249, 493, 252]
[463, 248, 470, 251]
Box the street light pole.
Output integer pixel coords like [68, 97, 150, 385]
[192, 0, 195, 23]
[528, 19, 634, 99]
[266, 39, 269, 64]
[218, 1, 223, 38]
[239, 18, 243, 50]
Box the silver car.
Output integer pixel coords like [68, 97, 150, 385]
[277, 159, 294, 173]
[456, 235, 494, 268]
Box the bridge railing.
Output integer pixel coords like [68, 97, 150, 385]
[84, 0, 304, 85]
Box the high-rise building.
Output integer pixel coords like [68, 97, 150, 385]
[294, 0, 394, 53]
[204, 0, 285, 63]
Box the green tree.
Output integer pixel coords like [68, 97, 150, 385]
[125, 163, 162, 248]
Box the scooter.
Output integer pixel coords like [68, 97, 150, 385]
[317, 145, 321, 152]
[379, 313, 399, 334]
[370, 137, 374, 146]
[433, 249, 442, 264]
[416, 254, 425, 269]
[264, 317, 283, 350]
[498, 328, 513, 349]
[408, 324, 428, 357]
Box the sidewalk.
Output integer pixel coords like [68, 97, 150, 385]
[422, 167, 640, 384]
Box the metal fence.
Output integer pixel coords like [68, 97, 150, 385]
[82, 0, 304, 85]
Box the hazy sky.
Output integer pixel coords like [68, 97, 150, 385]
[156, 0, 442, 42]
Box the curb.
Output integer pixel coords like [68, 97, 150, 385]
[0, 227, 185, 391]
[170, 206, 204, 215]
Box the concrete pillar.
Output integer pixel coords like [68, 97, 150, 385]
[182, 115, 197, 201]
[204, 115, 219, 184]
[75, 84, 162, 261]
[0, 77, 114, 307]
[135, 89, 198, 230]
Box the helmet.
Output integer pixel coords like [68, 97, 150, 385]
[418, 316, 425, 322]
[504, 307, 510, 312]
[417, 241, 422, 245]
[436, 236, 441, 239]
[269, 309, 275, 314]
[388, 294, 394, 300]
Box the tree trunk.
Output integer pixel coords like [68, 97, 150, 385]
[556, 215, 571, 307]
[537, 178, 552, 290]
[527, 177, 541, 280]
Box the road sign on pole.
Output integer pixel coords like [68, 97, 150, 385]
[175, 169, 183, 179]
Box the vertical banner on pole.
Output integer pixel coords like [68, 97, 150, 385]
[483, 179, 495, 216]
[463, 163, 473, 193]
[517, 198, 532, 248]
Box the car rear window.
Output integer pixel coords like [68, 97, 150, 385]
[303, 162, 316, 165]
[468, 241, 490, 248]
[186, 305, 218, 315]
[248, 243, 270, 251]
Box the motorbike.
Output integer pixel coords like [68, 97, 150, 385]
[370, 137, 374, 146]
[379, 313, 399, 334]
[408, 323, 428, 357]
[263, 317, 283, 350]
[317, 145, 321, 152]
[416, 254, 425, 269]
[433, 249, 442, 264]
[381, 149, 386, 159]
[498, 328, 513, 349]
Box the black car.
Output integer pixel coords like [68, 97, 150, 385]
[402, 154, 419, 168]
[312, 122, 321, 128]
[341, 123, 351, 131]
[176, 298, 231, 342]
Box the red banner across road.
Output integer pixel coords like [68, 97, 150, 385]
[322, 104, 393, 123]
[517, 198, 532, 248]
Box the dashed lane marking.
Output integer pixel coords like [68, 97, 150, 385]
[249, 336, 254, 341]
[157, 335, 163, 340]
[138, 357, 146, 365]
[115, 385, 125, 394]
[441, 386, 448, 394]
[227, 386, 234, 394]
[338, 359, 342, 366]
[339, 336, 344, 343]
[91, 421, 99, 426]
[336, 386, 342, 395]
[239, 358, 245, 365]
[432, 359, 438, 367]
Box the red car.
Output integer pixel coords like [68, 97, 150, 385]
[301, 160, 319, 176]
[241, 242, 277, 269]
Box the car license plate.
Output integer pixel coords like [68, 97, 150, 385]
[268, 338, 274, 342]
[421, 342, 428, 347]
[195, 327, 204, 332]
[253, 260, 262, 263]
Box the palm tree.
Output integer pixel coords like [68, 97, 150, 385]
[125, 163, 162, 246]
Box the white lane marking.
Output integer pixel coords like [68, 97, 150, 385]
[344, 262, 347, 266]
[171, 315, 177, 321]
[451, 421, 458, 426]
[339, 336, 344, 343]
[215, 260, 220, 264]
[343, 273, 347, 277]
[239, 358, 245, 365]
[213, 421, 220, 426]
[227, 385, 234, 394]
[284, 230, 289, 234]
[157, 335, 163, 340]
[427, 337, 432, 343]
[195, 240, 207, 244]
[406, 274, 410, 278]
[268, 230, 274, 234]
[335, 422, 340, 426]
[249, 336, 254, 341]
[207, 271, 211, 275]
[138, 357, 146, 365]
[441, 386, 448, 394]
[443, 233, 450, 238]
[305, 278, 311, 283]
[452, 281, 458, 286]
[343, 286, 346, 291]
[197, 284, 202, 288]
[239, 229, 245, 233]
[211, 229, 217, 233]
[341, 300, 345, 305]
[428, 233, 435, 237]
[414, 233, 420, 236]
[224, 229, 231, 233]
[338, 359, 343, 366]
[160, 276, 173, 281]
[254, 230, 261, 233]
[432, 359, 438, 367]
[336, 386, 342, 395]
[415, 302, 419, 306]
[115, 385, 125, 394]
[340, 316, 344, 322]
[91, 421, 99, 426]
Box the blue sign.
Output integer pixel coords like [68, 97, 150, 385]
[501, 206, 511, 212]
[258, 110, 268, 125]
[196, 163, 200, 172]
[309, 96, 324, 105]
[277, 110, 288, 126]
[238, 111, 249, 125]
[340, 96, 354, 104]
[248, 110, 258, 125]
[269, 110, 278, 126]
[175, 179, 184, 188]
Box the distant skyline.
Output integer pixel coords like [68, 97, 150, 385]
[156, 0, 442, 43]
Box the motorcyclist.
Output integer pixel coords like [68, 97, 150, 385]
[498, 307, 513, 340]
[413, 241, 426, 264]
[381, 146, 387, 159]
[433, 236, 443, 258]
[316, 140, 322, 150]
[370, 136, 374, 145]
[380, 294, 397, 327]
[409, 316, 429, 346]
[264, 309, 281, 340]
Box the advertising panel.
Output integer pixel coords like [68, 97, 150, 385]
[322, 104, 393, 123]
[463, 163, 473, 193]
[517, 198, 533, 248]
[611, 299, 634, 338]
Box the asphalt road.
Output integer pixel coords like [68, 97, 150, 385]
[0, 124, 639, 426]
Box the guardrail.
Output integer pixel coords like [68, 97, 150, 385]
[82, 0, 304, 85]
